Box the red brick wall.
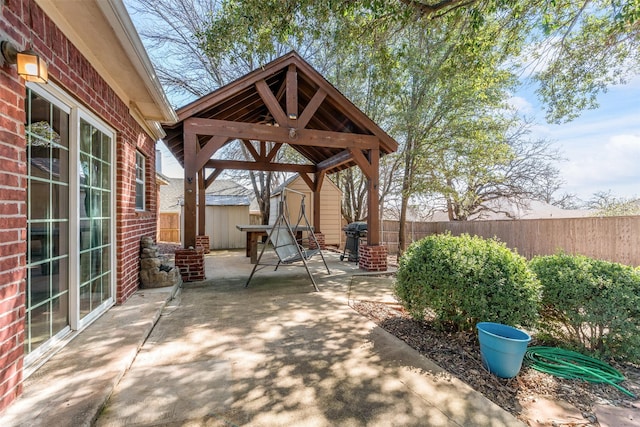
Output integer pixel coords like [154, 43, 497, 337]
[0, 0, 160, 411]
[358, 244, 388, 272]
[175, 248, 206, 282]
[0, 24, 27, 411]
[0, 0, 30, 413]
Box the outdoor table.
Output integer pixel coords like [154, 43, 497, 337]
[235, 224, 313, 263]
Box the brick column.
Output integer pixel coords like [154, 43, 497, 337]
[308, 232, 326, 250]
[195, 235, 210, 254]
[175, 247, 206, 282]
[358, 244, 388, 272]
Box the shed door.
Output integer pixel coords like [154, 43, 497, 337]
[206, 206, 249, 249]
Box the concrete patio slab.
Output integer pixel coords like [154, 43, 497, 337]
[97, 250, 523, 426]
[1, 249, 525, 427]
[0, 285, 179, 427]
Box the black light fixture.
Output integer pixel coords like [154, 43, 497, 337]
[1, 40, 48, 83]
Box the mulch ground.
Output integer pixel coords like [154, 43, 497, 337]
[350, 300, 640, 426]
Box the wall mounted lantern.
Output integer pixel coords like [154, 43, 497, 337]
[1, 40, 48, 83]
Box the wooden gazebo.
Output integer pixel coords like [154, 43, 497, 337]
[162, 51, 398, 278]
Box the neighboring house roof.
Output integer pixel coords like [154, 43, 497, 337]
[385, 198, 592, 222]
[37, 0, 177, 138]
[271, 173, 342, 197]
[30, 157, 59, 178]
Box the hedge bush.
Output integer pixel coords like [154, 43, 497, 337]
[395, 233, 541, 332]
[529, 253, 640, 362]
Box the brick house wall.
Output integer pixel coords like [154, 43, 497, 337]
[0, 0, 160, 412]
[0, 19, 28, 412]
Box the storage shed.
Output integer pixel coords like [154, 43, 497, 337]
[203, 195, 250, 250]
[270, 174, 343, 247]
[159, 178, 255, 249]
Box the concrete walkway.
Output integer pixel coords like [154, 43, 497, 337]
[1, 250, 524, 426]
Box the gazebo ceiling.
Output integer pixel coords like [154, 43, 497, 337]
[161, 51, 398, 175]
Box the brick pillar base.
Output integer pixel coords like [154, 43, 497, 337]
[358, 244, 388, 272]
[175, 247, 206, 282]
[308, 232, 326, 250]
[195, 235, 210, 254]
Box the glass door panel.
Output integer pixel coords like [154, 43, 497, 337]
[78, 119, 112, 320]
[25, 89, 70, 355]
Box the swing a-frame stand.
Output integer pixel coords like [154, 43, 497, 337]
[245, 188, 330, 291]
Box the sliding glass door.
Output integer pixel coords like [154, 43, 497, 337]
[25, 84, 115, 363]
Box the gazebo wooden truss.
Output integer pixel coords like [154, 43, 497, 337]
[161, 51, 398, 271]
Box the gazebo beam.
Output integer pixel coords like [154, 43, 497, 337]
[198, 169, 205, 235]
[205, 159, 316, 173]
[204, 169, 222, 189]
[313, 171, 326, 232]
[196, 135, 229, 171]
[298, 88, 326, 129]
[256, 79, 288, 126]
[241, 139, 261, 161]
[286, 64, 298, 128]
[298, 173, 315, 191]
[349, 148, 374, 179]
[184, 118, 379, 150]
[317, 149, 352, 172]
[266, 142, 282, 162]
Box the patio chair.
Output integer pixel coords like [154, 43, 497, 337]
[270, 226, 320, 266]
[245, 189, 330, 291]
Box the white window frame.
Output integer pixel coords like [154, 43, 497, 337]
[75, 110, 117, 330]
[135, 150, 146, 211]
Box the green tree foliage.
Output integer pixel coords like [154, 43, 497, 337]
[197, 0, 640, 123]
[395, 233, 541, 332]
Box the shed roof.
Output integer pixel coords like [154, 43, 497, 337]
[159, 177, 253, 211]
[205, 194, 250, 207]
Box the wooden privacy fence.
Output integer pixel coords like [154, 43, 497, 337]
[381, 216, 640, 267]
[158, 212, 180, 243]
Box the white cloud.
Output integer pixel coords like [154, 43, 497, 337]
[559, 134, 640, 199]
[507, 96, 534, 115]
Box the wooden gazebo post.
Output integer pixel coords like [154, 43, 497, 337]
[358, 147, 388, 271]
[196, 169, 210, 253]
[174, 128, 206, 282]
[312, 171, 325, 249]
[183, 130, 197, 249]
[367, 148, 380, 246]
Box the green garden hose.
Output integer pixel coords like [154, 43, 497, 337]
[524, 346, 636, 398]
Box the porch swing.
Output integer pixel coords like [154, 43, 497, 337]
[245, 188, 330, 291]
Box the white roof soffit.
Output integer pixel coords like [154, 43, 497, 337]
[35, 0, 177, 139]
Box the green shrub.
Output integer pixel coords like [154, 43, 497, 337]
[529, 253, 640, 362]
[395, 233, 541, 332]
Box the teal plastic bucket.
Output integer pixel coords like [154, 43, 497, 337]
[477, 322, 531, 378]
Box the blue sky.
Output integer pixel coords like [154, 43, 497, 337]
[510, 76, 640, 202]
